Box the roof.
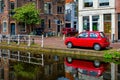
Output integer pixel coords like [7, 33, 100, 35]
[65, 0, 74, 3]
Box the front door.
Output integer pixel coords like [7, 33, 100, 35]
[11, 23, 15, 35]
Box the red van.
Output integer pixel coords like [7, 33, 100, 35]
[64, 31, 110, 50]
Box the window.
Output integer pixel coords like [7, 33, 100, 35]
[92, 15, 99, 31]
[44, 65, 53, 75]
[90, 33, 98, 38]
[118, 14, 120, 39]
[10, 2, 14, 9]
[0, 0, 4, 13]
[84, 0, 93, 7]
[83, 16, 89, 31]
[74, 22, 77, 29]
[20, 26, 26, 32]
[19, 23, 26, 32]
[78, 32, 88, 38]
[10, 2, 15, 15]
[48, 19, 51, 29]
[99, 0, 109, 6]
[57, 6, 63, 14]
[100, 32, 105, 38]
[74, 5, 78, 17]
[41, 19, 45, 29]
[3, 22, 7, 32]
[44, 3, 52, 14]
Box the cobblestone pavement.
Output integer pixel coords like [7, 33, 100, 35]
[43, 37, 66, 48]
[110, 42, 120, 49]
[35, 36, 120, 49]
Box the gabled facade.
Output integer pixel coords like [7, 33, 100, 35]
[78, 0, 120, 41]
[0, 0, 65, 35]
[65, 0, 78, 30]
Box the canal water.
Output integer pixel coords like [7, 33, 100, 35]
[0, 49, 119, 80]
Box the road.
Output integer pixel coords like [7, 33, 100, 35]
[40, 37, 120, 50]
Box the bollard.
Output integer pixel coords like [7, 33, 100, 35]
[0, 38, 1, 43]
[7, 35, 10, 45]
[41, 35, 44, 47]
[41, 54, 44, 66]
[32, 38, 34, 44]
[112, 34, 114, 43]
[58, 32, 60, 37]
[28, 52, 31, 63]
[28, 35, 31, 46]
[18, 51, 20, 61]
[46, 33, 48, 37]
[63, 34, 66, 40]
[17, 34, 20, 45]
[8, 50, 10, 59]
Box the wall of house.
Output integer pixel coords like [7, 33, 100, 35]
[0, 0, 9, 35]
[39, 0, 65, 35]
[0, 0, 65, 35]
[115, 0, 120, 13]
[78, 0, 117, 41]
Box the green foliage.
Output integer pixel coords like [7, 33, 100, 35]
[12, 2, 41, 25]
[104, 50, 120, 64]
[104, 50, 120, 59]
[14, 62, 39, 79]
[104, 51, 113, 59]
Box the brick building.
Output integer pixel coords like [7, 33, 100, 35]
[0, 0, 65, 35]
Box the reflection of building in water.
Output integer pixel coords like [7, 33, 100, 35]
[0, 58, 9, 80]
[0, 49, 65, 80]
[38, 55, 65, 80]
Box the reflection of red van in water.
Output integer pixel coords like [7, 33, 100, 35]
[65, 58, 108, 77]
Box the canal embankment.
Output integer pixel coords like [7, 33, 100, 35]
[0, 36, 120, 62]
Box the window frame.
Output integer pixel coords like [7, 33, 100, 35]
[98, 0, 109, 7]
[84, 0, 93, 7]
[92, 15, 99, 31]
[83, 16, 90, 31]
[19, 23, 26, 32]
[2, 21, 7, 32]
[57, 6, 63, 14]
[44, 2, 52, 14]
[0, 0, 4, 13]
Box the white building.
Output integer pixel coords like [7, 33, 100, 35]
[78, 0, 120, 41]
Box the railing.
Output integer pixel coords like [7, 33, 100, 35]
[0, 49, 44, 66]
[0, 34, 44, 47]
